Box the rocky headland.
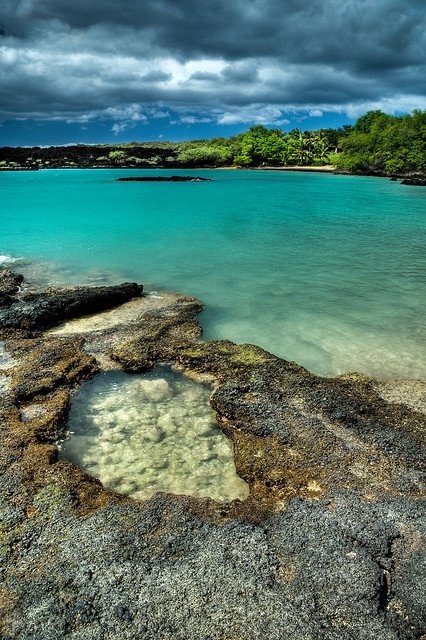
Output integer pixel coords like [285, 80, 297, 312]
[400, 176, 426, 186]
[0, 268, 425, 639]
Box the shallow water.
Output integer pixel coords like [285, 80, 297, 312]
[1, 168, 425, 377]
[60, 366, 249, 502]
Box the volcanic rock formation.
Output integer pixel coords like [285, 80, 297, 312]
[0, 270, 424, 639]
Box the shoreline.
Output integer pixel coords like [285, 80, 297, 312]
[2, 164, 424, 183]
[253, 164, 336, 173]
[0, 268, 425, 639]
[0, 164, 337, 172]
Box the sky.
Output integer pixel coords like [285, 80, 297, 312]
[0, 0, 425, 146]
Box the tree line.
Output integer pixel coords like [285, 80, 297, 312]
[334, 110, 426, 174]
[0, 110, 424, 175]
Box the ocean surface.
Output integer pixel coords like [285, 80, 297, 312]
[1, 168, 425, 378]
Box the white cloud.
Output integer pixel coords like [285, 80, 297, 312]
[111, 122, 132, 135]
[217, 106, 289, 125]
[343, 94, 426, 118]
[149, 109, 170, 119]
[104, 104, 147, 122]
[180, 115, 212, 124]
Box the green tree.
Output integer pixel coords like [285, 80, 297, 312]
[177, 145, 231, 167]
[234, 126, 288, 166]
[336, 109, 426, 174]
[108, 150, 127, 164]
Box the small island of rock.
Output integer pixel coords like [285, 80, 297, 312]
[116, 175, 212, 182]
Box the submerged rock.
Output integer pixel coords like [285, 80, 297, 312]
[0, 269, 24, 307]
[0, 271, 424, 639]
[0, 269, 23, 294]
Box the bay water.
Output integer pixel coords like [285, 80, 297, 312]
[1, 168, 424, 378]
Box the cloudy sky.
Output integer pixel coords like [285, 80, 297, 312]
[0, 0, 425, 145]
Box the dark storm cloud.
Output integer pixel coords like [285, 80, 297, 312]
[0, 0, 425, 127]
[221, 63, 259, 84]
[6, 0, 423, 67]
[139, 70, 172, 83]
[190, 71, 221, 82]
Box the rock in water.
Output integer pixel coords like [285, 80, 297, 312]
[116, 175, 212, 182]
[0, 269, 24, 307]
[400, 176, 426, 186]
[0, 274, 143, 335]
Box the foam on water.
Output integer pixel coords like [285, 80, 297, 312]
[60, 366, 249, 502]
[0, 254, 19, 266]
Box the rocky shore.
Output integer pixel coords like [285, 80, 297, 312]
[400, 176, 426, 186]
[0, 268, 425, 639]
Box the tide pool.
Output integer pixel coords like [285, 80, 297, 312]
[1, 168, 425, 378]
[59, 366, 249, 502]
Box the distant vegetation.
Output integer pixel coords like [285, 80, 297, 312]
[335, 110, 426, 175]
[0, 110, 424, 175]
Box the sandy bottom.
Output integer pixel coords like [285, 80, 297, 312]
[60, 366, 249, 502]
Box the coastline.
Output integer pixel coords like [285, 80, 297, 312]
[253, 164, 336, 173]
[2, 164, 424, 183]
[0, 268, 425, 639]
[0, 163, 338, 173]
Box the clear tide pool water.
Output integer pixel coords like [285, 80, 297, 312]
[59, 366, 249, 502]
[1, 168, 425, 378]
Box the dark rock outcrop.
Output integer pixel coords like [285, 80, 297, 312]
[0, 269, 24, 307]
[116, 175, 212, 182]
[400, 176, 426, 186]
[0, 280, 143, 336]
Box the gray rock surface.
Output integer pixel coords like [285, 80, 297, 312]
[1, 489, 424, 639]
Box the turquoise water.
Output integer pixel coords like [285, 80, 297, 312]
[1, 168, 425, 378]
